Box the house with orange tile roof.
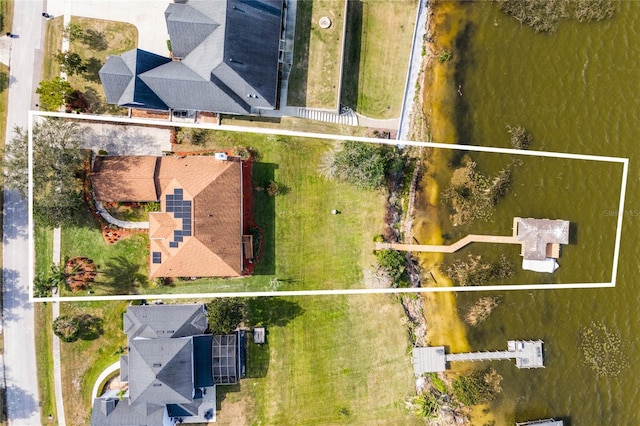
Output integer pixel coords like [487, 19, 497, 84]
[92, 155, 248, 278]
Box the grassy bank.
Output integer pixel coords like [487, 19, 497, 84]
[341, 0, 416, 119]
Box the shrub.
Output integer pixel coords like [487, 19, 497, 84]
[331, 141, 390, 190]
[374, 249, 410, 287]
[445, 254, 513, 286]
[438, 49, 452, 63]
[452, 370, 496, 406]
[53, 315, 80, 342]
[98, 149, 108, 156]
[444, 159, 513, 226]
[506, 125, 532, 150]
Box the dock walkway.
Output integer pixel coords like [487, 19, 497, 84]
[446, 351, 514, 362]
[376, 234, 520, 253]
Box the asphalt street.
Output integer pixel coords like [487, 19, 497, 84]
[2, 0, 45, 424]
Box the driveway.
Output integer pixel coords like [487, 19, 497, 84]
[72, 121, 172, 155]
[3, 0, 45, 424]
[46, 0, 170, 55]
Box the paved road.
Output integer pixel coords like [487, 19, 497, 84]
[2, 0, 45, 425]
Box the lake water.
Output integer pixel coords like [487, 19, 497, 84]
[419, 1, 640, 424]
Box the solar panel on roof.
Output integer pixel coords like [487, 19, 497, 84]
[152, 252, 162, 264]
[169, 242, 178, 248]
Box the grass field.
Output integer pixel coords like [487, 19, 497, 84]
[341, 0, 417, 119]
[288, 0, 345, 109]
[42, 17, 64, 81]
[59, 212, 149, 296]
[58, 301, 127, 426]
[34, 304, 57, 425]
[235, 294, 422, 425]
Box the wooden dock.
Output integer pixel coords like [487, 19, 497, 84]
[412, 340, 545, 375]
[376, 234, 520, 254]
[446, 351, 514, 362]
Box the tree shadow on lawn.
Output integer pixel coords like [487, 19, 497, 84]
[252, 162, 277, 275]
[97, 255, 148, 295]
[83, 57, 103, 83]
[246, 297, 304, 328]
[75, 314, 104, 340]
[286, 0, 312, 106]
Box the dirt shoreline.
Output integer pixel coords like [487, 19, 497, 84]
[405, 1, 498, 423]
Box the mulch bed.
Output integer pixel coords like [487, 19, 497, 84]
[65, 256, 98, 292]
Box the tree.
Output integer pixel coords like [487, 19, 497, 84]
[55, 51, 88, 76]
[63, 22, 84, 41]
[206, 298, 246, 334]
[33, 264, 68, 297]
[35, 77, 73, 111]
[4, 119, 87, 227]
[330, 141, 389, 190]
[53, 315, 80, 342]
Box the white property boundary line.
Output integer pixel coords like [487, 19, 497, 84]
[27, 110, 629, 302]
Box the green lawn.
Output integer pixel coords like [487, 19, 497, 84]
[288, 0, 346, 109]
[341, 0, 417, 119]
[58, 301, 127, 426]
[216, 294, 422, 425]
[42, 17, 63, 81]
[33, 228, 57, 425]
[34, 304, 57, 425]
[60, 210, 149, 296]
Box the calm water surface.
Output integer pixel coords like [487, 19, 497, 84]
[422, 1, 640, 424]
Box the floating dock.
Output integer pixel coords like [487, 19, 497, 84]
[413, 340, 544, 375]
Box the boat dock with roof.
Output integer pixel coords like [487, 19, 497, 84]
[412, 340, 545, 374]
[376, 217, 570, 273]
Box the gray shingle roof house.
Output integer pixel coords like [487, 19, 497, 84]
[91, 304, 242, 425]
[99, 0, 284, 115]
